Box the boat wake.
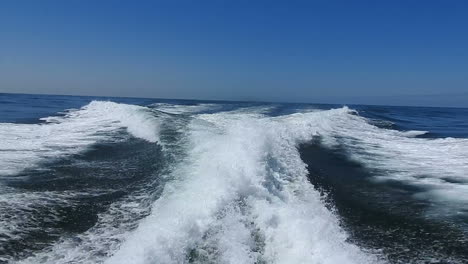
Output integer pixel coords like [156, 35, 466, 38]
[1, 101, 467, 263]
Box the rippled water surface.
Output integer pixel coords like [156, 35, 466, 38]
[1, 93, 467, 264]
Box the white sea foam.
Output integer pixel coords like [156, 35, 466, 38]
[281, 107, 468, 211]
[0, 187, 76, 249]
[105, 110, 382, 264]
[12, 104, 466, 263]
[151, 103, 220, 114]
[0, 101, 160, 176]
[0, 101, 162, 263]
[16, 188, 157, 264]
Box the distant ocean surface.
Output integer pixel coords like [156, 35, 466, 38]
[1, 93, 467, 264]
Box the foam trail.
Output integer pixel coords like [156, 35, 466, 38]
[0, 101, 160, 176]
[5, 103, 467, 263]
[0, 187, 78, 251]
[151, 103, 220, 114]
[106, 111, 381, 264]
[283, 107, 468, 213]
[16, 188, 158, 264]
[0, 101, 162, 262]
[13, 103, 192, 264]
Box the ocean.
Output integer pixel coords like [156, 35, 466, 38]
[0, 93, 467, 264]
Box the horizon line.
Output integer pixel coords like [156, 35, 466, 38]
[1, 91, 467, 110]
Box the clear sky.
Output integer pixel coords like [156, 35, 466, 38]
[1, 0, 467, 107]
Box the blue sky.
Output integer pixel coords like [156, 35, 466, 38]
[0, 0, 467, 106]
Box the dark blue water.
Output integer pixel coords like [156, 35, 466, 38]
[1, 93, 467, 264]
[353, 104, 468, 138]
[3, 93, 467, 138]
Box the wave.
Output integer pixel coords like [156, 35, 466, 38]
[7, 103, 468, 263]
[0, 101, 161, 176]
[0, 101, 164, 262]
[282, 107, 468, 216]
[104, 110, 381, 264]
[150, 103, 221, 115]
